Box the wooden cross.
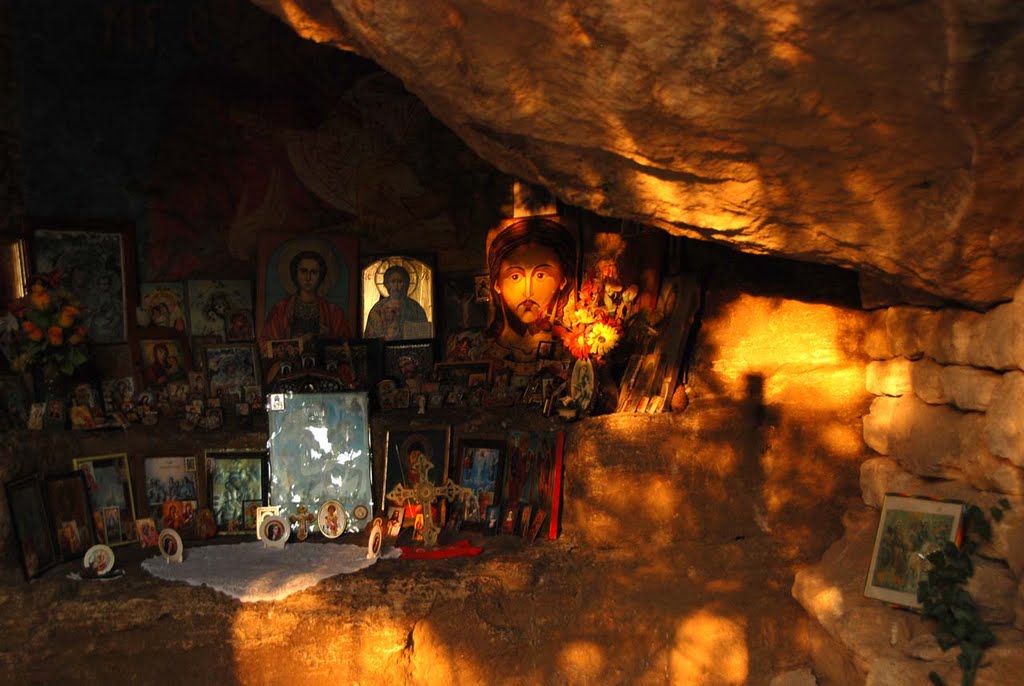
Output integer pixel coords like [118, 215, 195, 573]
[385, 452, 475, 548]
[290, 504, 316, 541]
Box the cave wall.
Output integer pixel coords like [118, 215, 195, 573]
[249, 0, 1024, 309]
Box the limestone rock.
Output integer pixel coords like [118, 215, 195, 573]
[985, 371, 1024, 467]
[768, 667, 817, 686]
[250, 0, 1024, 308]
[865, 359, 913, 397]
[967, 558, 1018, 626]
[862, 394, 1024, 494]
[928, 308, 982, 366]
[908, 358, 944, 405]
[939, 364, 1002, 412]
[967, 299, 1024, 371]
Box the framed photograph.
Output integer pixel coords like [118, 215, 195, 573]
[383, 339, 435, 384]
[139, 336, 190, 388]
[864, 494, 965, 608]
[453, 438, 506, 526]
[44, 471, 96, 560]
[28, 220, 137, 344]
[72, 453, 137, 547]
[383, 425, 451, 507]
[360, 254, 435, 341]
[141, 456, 199, 526]
[204, 343, 260, 401]
[139, 281, 188, 332]
[205, 449, 269, 534]
[266, 391, 373, 532]
[186, 279, 252, 338]
[136, 518, 159, 548]
[224, 309, 255, 342]
[256, 232, 359, 342]
[435, 361, 493, 388]
[5, 474, 59, 579]
[319, 338, 382, 390]
[502, 431, 565, 541]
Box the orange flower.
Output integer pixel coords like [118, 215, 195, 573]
[29, 285, 51, 311]
[58, 304, 80, 328]
[48, 326, 63, 346]
[22, 320, 44, 341]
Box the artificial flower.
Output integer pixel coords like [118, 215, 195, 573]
[585, 320, 621, 358]
[10, 272, 89, 377]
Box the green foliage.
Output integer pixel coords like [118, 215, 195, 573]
[917, 501, 1011, 686]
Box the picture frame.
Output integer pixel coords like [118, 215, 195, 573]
[256, 232, 359, 342]
[224, 309, 255, 342]
[186, 279, 252, 338]
[266, 391, 373, 532]
[317, 500, 347, 539]
[44, 471, 96, 560]
[139, 281, 188, 333]
[4, 474, 60, 579]
[205, 449, 269, 534]
[27, 219, 138, 345]
[383, 339, 435, 384]
[140, 456, 199, 528]
[158, 529, 183, 562]
[254, 505, 281, 541]
[84, 544, 116, 576]
[204, 343, 260, 402]
[319, 338, 382, 390]
[72, 453, 137, 547]
[260, 514, 289, 549]
[501, 431, 565, 541]
[138, 335, 191, 389]
[360, 253, 436, 341]
[864, 494, 965, 609]
[136, 518, 159, 548]
[383, 424, 451, 507]
[452, 437, 506, 526]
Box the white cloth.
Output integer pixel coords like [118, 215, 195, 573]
[141, 541, 398, 603]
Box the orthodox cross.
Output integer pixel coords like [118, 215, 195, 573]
[385, 452, 476, 548]
[290, 504, 316, 541]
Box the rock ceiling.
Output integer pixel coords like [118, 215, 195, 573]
[251, 0, 1024, 308]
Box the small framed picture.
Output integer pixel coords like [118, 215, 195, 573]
[204, 343, 260, 401]
[864, 494, 965, 608]
[224, 309, 255, 342]
[73, 453, 137, 547]
[384, 506, 405, 540]
[383, 339, 435, 385]
[5, 474, 60, 579]
[141, 456, 199, 527]
[254, 506, 281, 541]
[205, 449, 269, 534]
[135, 518, 159, 548]
[473, 274, 490, 303]
[186, 279, 253, 338]
[536, 339, 555, 360]
[317, 500, 347, 538]
[139, 336, 191, 388]
[83, 544, 116, 576]
[158, 529, 183, 563]
[383, 425, 452, 507]
[139, 282, 188, 332]
[260, 515, 289, 549]
[360, 254, 436, 341]
[453, 437, 506, 526]
[44, 471, 96, 560]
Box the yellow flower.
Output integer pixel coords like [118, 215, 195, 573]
[585, 322, 619, 358]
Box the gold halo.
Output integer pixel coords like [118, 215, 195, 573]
[371, 256, 422, 297]
[275, 237, 341, 297]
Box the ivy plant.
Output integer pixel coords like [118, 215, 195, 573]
[917, 499, 1011, 686]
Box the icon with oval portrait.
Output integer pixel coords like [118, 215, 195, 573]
[260, 515, 289, 549]
[83, 544, 116, 576]
[158, 529, 183, 563]
[317, 500, 347, 539]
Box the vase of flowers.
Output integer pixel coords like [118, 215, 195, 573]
[9, 272, 89, 417]
[555, 267, 640, 414]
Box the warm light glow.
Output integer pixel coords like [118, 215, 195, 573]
[669, 609, 749, 684]
[558, 640, 606, 682]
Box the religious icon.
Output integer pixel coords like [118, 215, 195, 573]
[317, 500, 347, 539]
[139, 338, 189, 388]
[256, 233, 358, 347]
[139, 282, 187, 332]
[483, 216, 579, 363]
[187, 280, 252, 338]
[361, 255, 434, 341]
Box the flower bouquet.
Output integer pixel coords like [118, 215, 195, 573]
[557, 268, 639, 363]
[9, 272, 89, 379]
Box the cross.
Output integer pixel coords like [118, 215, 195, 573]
[289, 504, 316, 541]
[385, 452, 476, 548]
